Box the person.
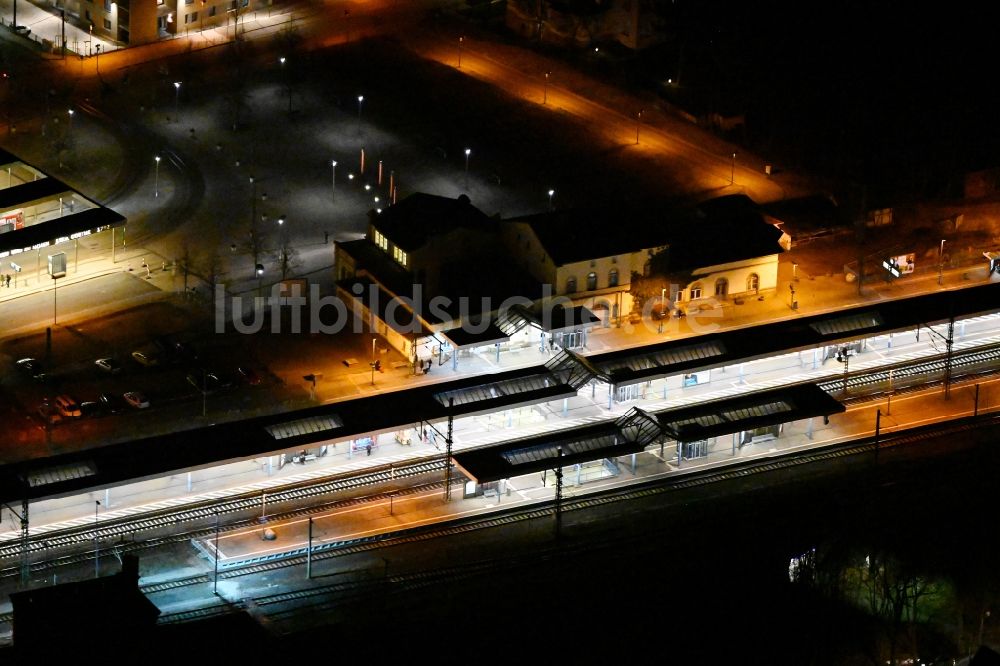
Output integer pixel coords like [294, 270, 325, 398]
[4, 274, 9, 288]
[366, 442, 372, 456]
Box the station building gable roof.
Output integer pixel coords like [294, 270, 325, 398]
[505, 194, 785, 269]
[371, 193, 496, 253]
[665, 195, 786, 270]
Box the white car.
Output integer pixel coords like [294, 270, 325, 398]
[123, 391, 150, 409]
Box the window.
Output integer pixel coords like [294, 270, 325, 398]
[608, 268, 619, 288]
[103, 0, 110, 10]
[393, 246, 408, 267]
[85, 9, 92, 19]
[690, 284, 703, 300]
[747, 273, 759, 293]
[372, 229, 388, 251]
[714, 278, 728, 298]
[185, 0, 194, 4]
[103, 17, 111, 28]
[586, 272, 597, 291]
[566, 277, 577, 294]
[209, 5, 216, 15]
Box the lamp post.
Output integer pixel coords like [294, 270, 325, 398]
[331, 159, 337, 201]
[255, 263, 264, 298]
[635, 109, 643, 145]
[938, 239, 947, 285]
[154, 155, 160, 197]
[543, 71, 550, 104]
[370, 336, 376, 386]
[548, 189, 555, 210]
[94, 500, 100, 578]
[464, 147, 471, 189]
[357, 95, 364, 133]
[279, 56, 290, 114]
[458, 36, 463, 69]
[730, 151, 736, 185]
[249, 175, 258, 269]
[173, 81, 181, 121]
[67, 108, 73, 138]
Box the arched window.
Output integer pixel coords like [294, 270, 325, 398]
[566, 276, 577, 294]
[715, 278, 728, 298]
[586, 272, 598, 291]
[608, 268, 619, 287]
[690, 283, 703, 300]
[747, 273, 760, 293]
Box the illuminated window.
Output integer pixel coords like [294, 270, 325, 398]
[747, 273, 759, 293]
[566, 276, 577, 293]
[608, 268, 619, 287]
[372, 229, 388, 251]
[393, 246, 408, 267]
[690, 284, 702, 300]
[586, 272, 597, 291]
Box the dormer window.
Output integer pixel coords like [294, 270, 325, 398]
[372, 228, 388, 251]
[393, 246, 408, 267]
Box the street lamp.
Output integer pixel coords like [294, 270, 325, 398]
[331, 159, 337, 201]
[938, 239, 947, 285]
[357, 94, 364, 132]
[458, 36, 463, 69]
[67, 108, 73, 137]
[548, 188, 555, 210]
[173, 81, 181, 121]
[255, 263, 264, 298]
[543, 71, 550, 104]
[635, 109, 643, 145]
[370, 336, 377, 386]
[464, 147, 471, 189]
[730, 151, 737, 185]
[154, 155, 161, 197]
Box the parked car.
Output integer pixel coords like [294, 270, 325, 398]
[54, 395, 82, 418]
[80, 401, 104, 418]
[172, 341, 200, 364]
[131, 351, 159, 367]
[99, 392, 127, 414]
[187, 372, 221, 393]
[15, 358, 45, 379]
[95, 357, 123, 374]
[123, 391, 150, 409]
[37, 402, 62, 425]
[237, 366, 262, 385]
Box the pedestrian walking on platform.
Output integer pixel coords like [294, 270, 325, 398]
[366, 442, 373, 456]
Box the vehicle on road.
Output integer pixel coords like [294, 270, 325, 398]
[99, 393, 127, 414]
[123, 391, 150, 409]
[54, 395, 82, 417]
[237, 366, 262, 385]
[131, 351, 160, 367]
[95, 357, 123, 374]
